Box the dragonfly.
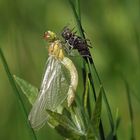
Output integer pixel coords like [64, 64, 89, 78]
[28, 31, 78, 130]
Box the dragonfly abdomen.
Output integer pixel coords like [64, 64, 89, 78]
[62, 57, 78, 106]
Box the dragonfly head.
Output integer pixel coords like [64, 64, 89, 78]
[44, 31, 57, 42]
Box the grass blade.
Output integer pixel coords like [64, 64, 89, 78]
[92, 87, 103, 138]
[75, 0, 81, 21]
[68, 1, 114, 131]
[91, 62, 115, 132]
[68, 0, 85, 39]
[113, 108, 120, 138]
[68, 1, 107, 138]
[0, 48, 37, 140]
[87, 87, 103, 139]
[122, 76, 135, 140]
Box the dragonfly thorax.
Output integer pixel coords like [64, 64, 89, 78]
[48, 40, 64, 60]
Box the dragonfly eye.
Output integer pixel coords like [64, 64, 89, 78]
[43, 32, 50, 40]
[44, 31, 57, 42]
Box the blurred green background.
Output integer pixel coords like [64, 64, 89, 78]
[0, 0, 140, 139]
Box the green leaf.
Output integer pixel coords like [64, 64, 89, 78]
[87, 87, 103, 139]
[46, 109, 85, 139]
[70, 105, 87, 136]
[13, 75, 38, 105]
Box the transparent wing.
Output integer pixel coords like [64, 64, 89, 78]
[28, 56, 70, 130]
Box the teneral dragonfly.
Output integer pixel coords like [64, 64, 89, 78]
[28, 31, 78, 130]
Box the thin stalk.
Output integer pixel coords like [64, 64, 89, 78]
[75, 0, 81, 21]
[91, 62, 118, 139]
[122, 76, 135, 140]
[0, 48, 37, 140]
[113, 108, 120, 139]
[87, 61, 105, 140]
[83, 70, 91, 117]
[91, 62, 114, 131]
[68, 0, 85, 39]
[70, 2, 114, 130]
[68, 1, 105, 139]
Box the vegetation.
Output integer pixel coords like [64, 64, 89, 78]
[0, 0, 139, 139]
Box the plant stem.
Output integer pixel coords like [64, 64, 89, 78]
[0, 48, 37, 140]
[68, 1, 106, 139]
[91, 62, 114, 130]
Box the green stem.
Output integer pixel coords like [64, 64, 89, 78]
[75, 0, 81, 21]
[87, 60, 105, 140]
[91, 62, 114, 131]
[0, 48, 37, 140]
[68, 1, 106, 139]
[68, 0, 85, 39]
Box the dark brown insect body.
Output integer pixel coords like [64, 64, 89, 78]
[62, 27, 93, 63]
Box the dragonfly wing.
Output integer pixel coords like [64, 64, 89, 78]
[51, 60, 71, 108]
[28, 56, 70, 130]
